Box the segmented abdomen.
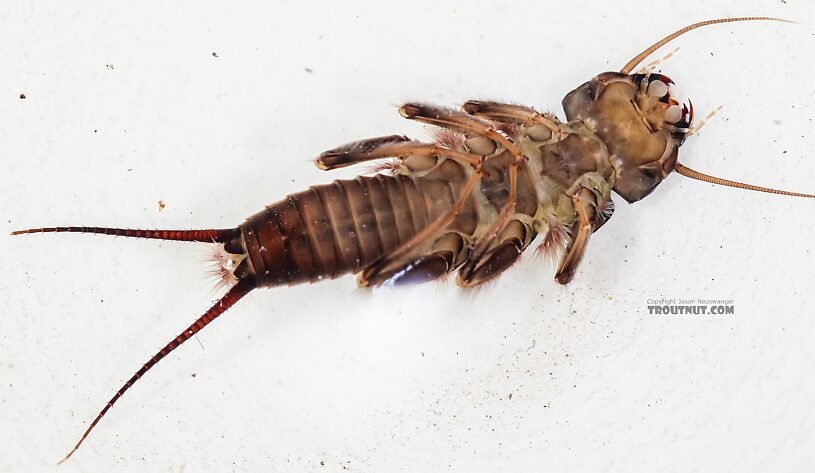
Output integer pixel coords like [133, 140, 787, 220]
[240, 174, 474, 287]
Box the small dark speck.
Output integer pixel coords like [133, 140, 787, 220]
[127, 168, 133, 172]
[212, 52, 218, 57]
[508, 393, 513, 400]
[305, 67, 313, 73]
[19, 93, 26, 99]
[320, 461, 324, 466]
[421, 352, 425, 357]
[783, 150, 788, 154]
[94, 129, 97, 133]
[191, 373, 197, 378]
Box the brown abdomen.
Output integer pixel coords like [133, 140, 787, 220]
[240, 174, 472, 287]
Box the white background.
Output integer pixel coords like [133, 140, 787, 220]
[2, 1, 814, 472]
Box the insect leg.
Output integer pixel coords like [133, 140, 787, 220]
[397, 102, 543, 286]
[456, 218, 535, 287]
[370, 232, 467, 287]
[399, 103, 526, 157]
[358, 169, 483, 287]
[456, 162, 531, 287]
[554, 187, 598, 285]
[362, 103, 536, 287]
[461, 100, 563, 138]
[402, 102, 542, 287]
[316, 135, 410, 170]
[316, 135, 480, 170]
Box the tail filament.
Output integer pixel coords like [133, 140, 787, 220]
[57, 278, 256, 464]
[11, 226, 240, 243]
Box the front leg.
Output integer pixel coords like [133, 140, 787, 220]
[554, 187, 599, 284]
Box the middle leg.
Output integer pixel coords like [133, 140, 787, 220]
[456, 160, 535, 287]
[359, 103, 534, 287]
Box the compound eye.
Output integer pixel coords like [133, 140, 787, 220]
[647, 80, 669, 98]
[665, 104, 683, 123]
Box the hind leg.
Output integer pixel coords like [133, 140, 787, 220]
[360, 233, 467, 287]
[357, 102, 546, 288]
[357, 168, 482, 287]
[316, 135, 481, 170]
